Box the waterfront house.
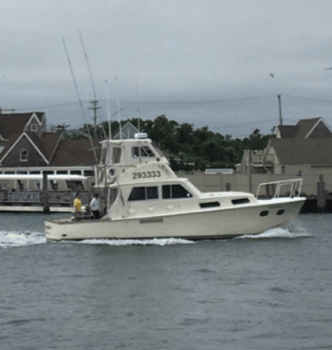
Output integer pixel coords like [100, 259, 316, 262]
[0, 111, 101, 188]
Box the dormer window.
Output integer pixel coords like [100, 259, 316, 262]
[31, 123, 38, 132]
[20, 148, 28, 162]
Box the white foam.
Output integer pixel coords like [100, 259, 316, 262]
[0, 231, 46, 249]
[238, 226, 311, 239]
[77, 237, 196, 246]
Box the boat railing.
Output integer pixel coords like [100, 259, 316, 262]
[256, 178, 303, 199]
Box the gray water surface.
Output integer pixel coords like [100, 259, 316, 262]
[0, 213, 331, 350]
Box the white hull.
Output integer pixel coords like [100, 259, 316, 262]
[46, 197, 305, 241]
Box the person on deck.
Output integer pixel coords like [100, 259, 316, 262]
[74, 192, 82, 219]
[90, 193, 100, 219]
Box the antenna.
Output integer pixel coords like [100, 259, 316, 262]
[105, 79, 112, 140]
[79, 30, 101, 137]
[134, 61, 140, 132]
[114, 76, 122, 140]
[277, 94, 283, 126]
[62, 37, 98, 162]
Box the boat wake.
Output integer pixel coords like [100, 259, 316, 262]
[0, 221, 309, 249]
[0, 231, 46, 249]
[76, 238, 196, 246]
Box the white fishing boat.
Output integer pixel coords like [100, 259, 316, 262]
[45, 135, 305, 241]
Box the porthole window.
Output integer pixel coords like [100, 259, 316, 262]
[260, 210, 269, 217]
[277, 209, 285, 215]
[200, 202, 220, 209]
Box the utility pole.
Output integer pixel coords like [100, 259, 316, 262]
[277, 94, 283, 126]
[88, 99, 101, 138]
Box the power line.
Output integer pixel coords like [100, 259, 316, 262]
[213, 118, 276, 129]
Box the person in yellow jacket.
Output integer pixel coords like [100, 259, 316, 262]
[74, 192, 82, 218]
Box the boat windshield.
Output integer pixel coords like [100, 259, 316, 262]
[132, 146, 155, 158]
[151, 142, 164, 158]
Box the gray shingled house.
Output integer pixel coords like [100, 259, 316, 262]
[0, 111, 101, 178]
[264, 117, 332, 176]
[233, 117, 332, 200]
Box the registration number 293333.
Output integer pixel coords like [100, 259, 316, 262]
[132, 171, 161, 179]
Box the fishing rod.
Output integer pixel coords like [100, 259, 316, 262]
[62, 37, 98, 163]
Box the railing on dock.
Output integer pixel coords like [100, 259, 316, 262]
[256, 179, 303, 199]
[0, 190, 90, 207]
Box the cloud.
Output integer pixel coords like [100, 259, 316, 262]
[1, 0, 332, 133]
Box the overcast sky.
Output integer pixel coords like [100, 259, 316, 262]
[1, 0, 332, 135]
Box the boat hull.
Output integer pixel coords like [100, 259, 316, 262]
[45, 197, 305, 241]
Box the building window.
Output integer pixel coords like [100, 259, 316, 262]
[20, 149, 28, 162]
[31, 124, 38, 132]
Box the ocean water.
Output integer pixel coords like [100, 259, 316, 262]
[0, 213, 331, 350]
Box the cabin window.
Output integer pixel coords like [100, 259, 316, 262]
[277, 209, 285, 215]
[200, 202, 220, 209]
[113, 147, 122, 164]
[260, 210, 269, 217]
[20, 149, 28, 162]
[147, 186, 158, 199]
[109, 188, 119, 207]
[100, 147, 107, 164]
[132, 146, 155, 158]
[232, 198, 250, 205]
[128, 186, 158, 201]
[162, 184, 192, 199]
[70, 170, 81, 175]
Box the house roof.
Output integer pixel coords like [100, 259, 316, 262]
[50, 139, 101, 166]
[112, 121, 139, 139]
[0, 132, 20, 157]
[277, 117, 332, 139]
[269, 138, 332, 165]
[27, 132, 62, 161]
[295, 117, 321, 138]
[278, 125, 299, 138]
[0, 112, 44, 139]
